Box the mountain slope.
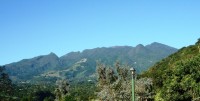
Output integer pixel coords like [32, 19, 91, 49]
[5, 42, 177, 83]
[6, 52, 60, 81]
[141, 39, 200, 101]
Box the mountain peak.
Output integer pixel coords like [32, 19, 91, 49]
[148, 42, 169, 47]
[146, 42, 176, 50]
[46, 52, 58, 58]
[49, 52, 57, 56]
[150, 42, 162, 45]
[145, 42, 177, 57]
[136, 44, 145, 48]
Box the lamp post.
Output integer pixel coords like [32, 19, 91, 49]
[130, 67, 136, 101]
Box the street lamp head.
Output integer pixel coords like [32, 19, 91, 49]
[130, 67, 136, 75]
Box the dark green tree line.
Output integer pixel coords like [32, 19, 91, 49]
[0, 66, 15, 100]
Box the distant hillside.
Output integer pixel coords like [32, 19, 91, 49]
[141, 39, 200, 101]
[5, 42, 177, 83]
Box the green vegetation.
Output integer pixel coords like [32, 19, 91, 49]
[0, 68, 97, 101]
[0, 66, 15, 100]
[141, 39, 200, 101]
[69, 81, 97, 101]
[15, 84, 55, 101]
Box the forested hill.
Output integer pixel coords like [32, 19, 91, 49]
[5, 42, 177, 83]
[141, 39, 200, 101]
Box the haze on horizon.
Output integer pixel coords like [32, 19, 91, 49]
[0, 0, 200, 65]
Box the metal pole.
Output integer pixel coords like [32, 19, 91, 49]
[132, 74, 135, 101]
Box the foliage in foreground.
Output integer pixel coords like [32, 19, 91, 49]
[96, 62, 153, 101]
[142, 39, 200, 101]
[0, 66, 15, 100]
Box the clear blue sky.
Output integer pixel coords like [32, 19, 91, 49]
[0, 0, 200, 65]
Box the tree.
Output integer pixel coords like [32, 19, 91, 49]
[96, 62, 153, 101]
[96, 62, 131, 100]
[55, 79, 70, 101]
[156, 55, 200, 101]
[195, 38, 200, 45]
[0, 66, 13, 97]
[33, 90, 55, 101]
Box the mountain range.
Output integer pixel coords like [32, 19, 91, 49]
[5, 42, 177, 84]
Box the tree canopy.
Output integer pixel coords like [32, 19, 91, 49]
[142, 39, 200, 101]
